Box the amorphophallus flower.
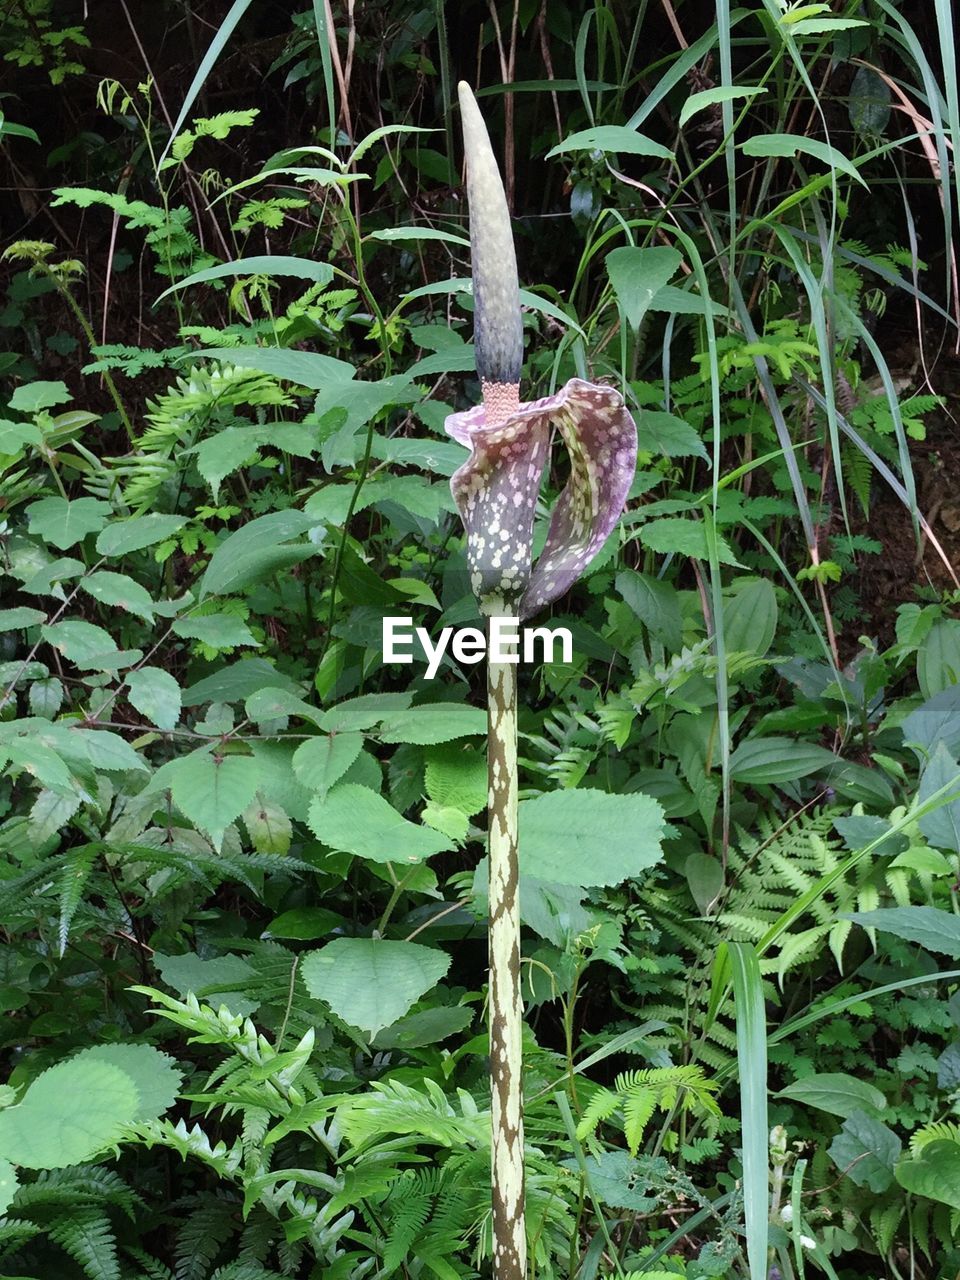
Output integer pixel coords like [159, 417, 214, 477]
[449, 83, 637, 1280]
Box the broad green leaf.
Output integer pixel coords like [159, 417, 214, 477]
[70, 1044, 181, 1122]
[245, 686, 322, 724]
[828, 1112, 900, 1191]
[157, 255, 334, 300]
[68, 728, 147, 774]
[679, 85, 764, 129]
[729, 737, 835, 785]
[606, 247, 683, 331]
[182, 657, 299, 707]
[81, 571, 155, 621]
[307, 783, 452, 862]
[96, 514, 189, 556]
[635, 410, 708, 462]
[262, 907, 344, 940]
[367, 226, 470, 247]
[896, 1140, 960, 1209]
[616, 570, 682, 651]
[901, 686, 960, 757]
[26, 497, 110, 550]
[199, 346, 355, 389]
[546, 125, 673, 160]
[0, 419, 43, 451]
[424, 745, 487, 817]
[0, 1058, 139, 1169]
[200, 510, 319, 598]
[741, 133, 866, 187]
[917, 619, 960, 699]
[302, 937, 450, 1037]
[319, 692, 414, 732]
[778, 1072, 887, 1119]
[373, 1005, 473, 1049]
[723, 578, 778, 658]
[173, 613, 260, 649]
[167, 751, 261, 850]
[845, 906, 960, 959]
[293, 732, 364, 794]
[41, 620, 120, 670]
[518, 790, 665, 886]
[241, 796, 292, 855]
[0, 736, 73, 792]
[155, 951, 259, 1018]
[685, 852, 723, 914]
[640, 517, 740, 566]
[0, 607, 45, 631]
[29, 676, 64, 719]
[190, 425, 265, 499]
[9, 380, 71, 413]
[126, 667, 182, 731]
[918, 743, 960, 853]
[849, 65, 891, 138]
[378, 702, 487, 745]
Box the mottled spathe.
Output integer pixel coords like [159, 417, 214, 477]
[445, 377, 638, 618]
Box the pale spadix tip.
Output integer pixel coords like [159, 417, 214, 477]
[457, 81, 523, 388]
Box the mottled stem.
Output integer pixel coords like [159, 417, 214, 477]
[486, 639, 525, 1280]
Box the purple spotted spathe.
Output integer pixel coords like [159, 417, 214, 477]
[445, 377, 637, 619]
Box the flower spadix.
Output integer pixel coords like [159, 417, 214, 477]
[448, 82, 637, 619]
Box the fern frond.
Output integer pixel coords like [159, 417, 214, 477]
[47, 1208, 119, 1280]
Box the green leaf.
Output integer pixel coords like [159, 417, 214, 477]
[96, 514, 189, 556]
[896, 1140, 960, 1209]
[845, 906, 960, 959]
[301, 937, 450, 1037]
[200, 510, 319, 598]
[635, 410, 708, 462]
[245, 686, 323, 725]
[41, 620, 120, 670]
[26, 497, 111, 549]
[373, 1005, 472, 1049]
[0, 735, 73, 793]
[70, 1044, 181, 1122]
[126, 667, 182, 731]
[154, 951, 258, 1018]
[685, 852, 723, 914]
[182, 657, 299, 707]
[424, 745, 487, 817]
[157, 255, 335, 300]
[848, 65, 891, 138]
[917, 619, 960, 699]
[729, 737, 835, 785]
[318, 692, 413, 732]
[0, 607, 46, 631]
[679, 85, 764, 129]
[518, 790, 665, 886]
[262, 907, 344, 940]
[617, 570, 682, 651]
[0, 1058, 139, 1169]
[293, 732, 364, 794]
[728, 941, 768, 1280]
[166, 751, 261, 850]
[778, 1072, 887, 1119]
[640, 517, 740, 565]
[199, 345, 355, 389]
[9, 380, 71, 413]
[741, 133, 866, 187]
[307, 783, 452, 863]
[173, 613, 260, 649]
[378, 702, 487, 745]
[605, 247, 683, 331]
[546, 125, 674, 160]
[242, 796, 292, 855]
[81, 571, 155, 621]
[190, 425, 265, 499]
[901, 686, 960, 757]
[723, 578, 778, 658]
[918, 743, 960, 853]
[828, 1111, 901, 1191]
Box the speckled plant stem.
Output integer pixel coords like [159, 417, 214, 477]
[486, 638, 525, 1280]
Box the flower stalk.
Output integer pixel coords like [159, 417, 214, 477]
[450, 82, 637, 1279]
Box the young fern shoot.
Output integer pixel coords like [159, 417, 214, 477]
[447, 83, 638, 1278]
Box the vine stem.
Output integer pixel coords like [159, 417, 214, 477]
[486, 634, 525, 1280]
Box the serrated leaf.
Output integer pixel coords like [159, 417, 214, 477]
[245, 686, 323, 725]
[896, 1140, 960, 1209]
[378, 702, 487, 745]
[41, 620, 120, 670]
[191, 425, 265, 499]
[293, 732, 363, 794]
[318, 691, 413, 732]
[95, 514, 189, 556]
[29, 676, 64, 719]
[0, 1156, 16, 1215]
[9, 380, 71, 413]
[640, 516, 740, 565]
[424, 744, 487, 816]
[0, 607, 46, 631]
[69, 1043, 182, 1122]
[81, 571, 155, 621]
[200, 510, 319, 598]
[517, 790, 665, 886]
[58, 843, 98, 954]
[126, 667, 182, 731]
[635, 410, 708, 461]
[301, 938, 450, 1037]
[26, 497, 111, 549]
[421, 802, 469, 842]
[845, 906, 960, 959]
[173, 613, 260, 649]
[0, 1058, 139, 1169]
[242, 796, 292, 854]
[307, 783, 452, 862]
[167, 752, 260, 850]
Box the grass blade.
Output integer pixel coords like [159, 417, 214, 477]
[728, 940, 768, 1280]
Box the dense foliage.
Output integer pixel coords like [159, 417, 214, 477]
[2, 1, 960, 1277]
